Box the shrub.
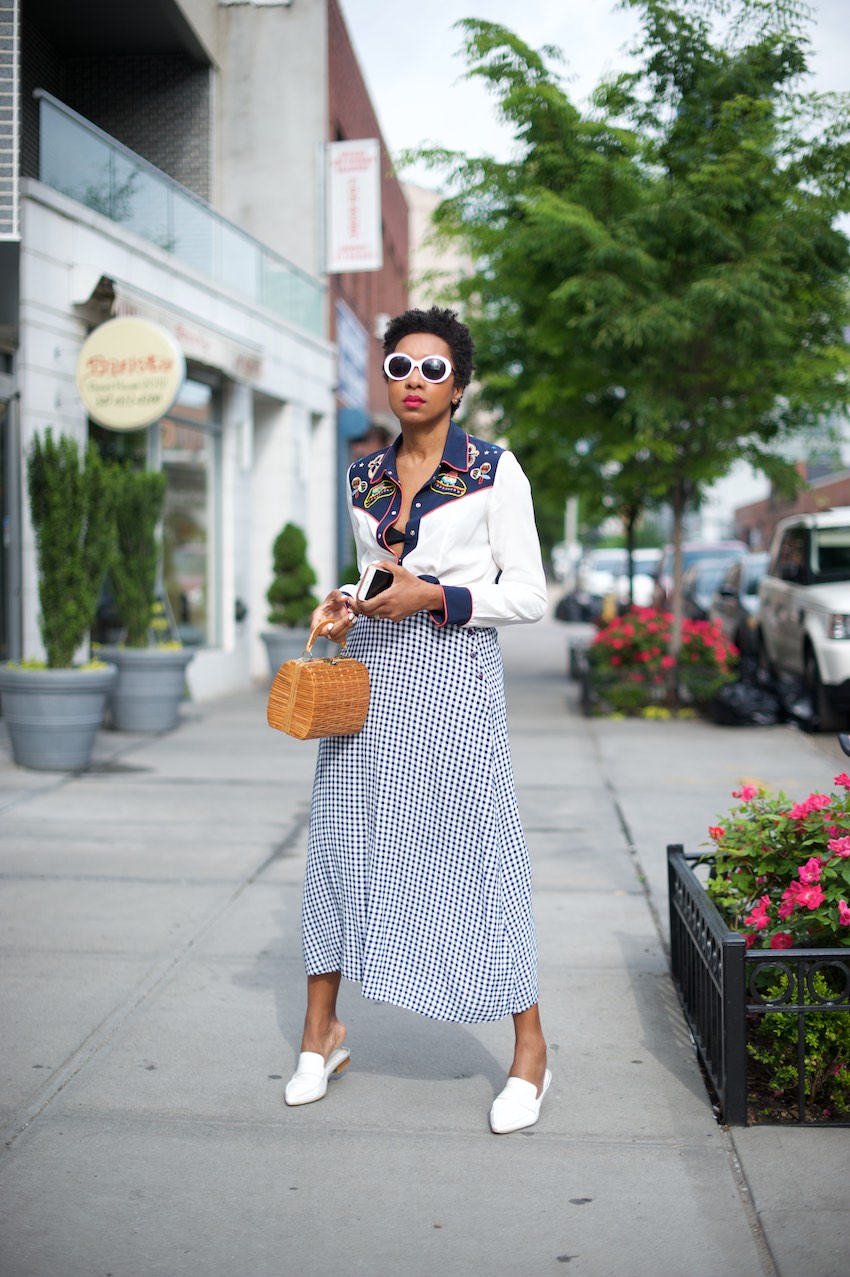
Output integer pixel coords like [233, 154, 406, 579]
[747, 972, 850, 1119]
[704, 778, 850, 1119]
[27, 430, 117, 668]
[703, 778, 850, 949]
[110, 467, 168, 647]
[266, 523, 320, 628]
[586, 607, 738, 713]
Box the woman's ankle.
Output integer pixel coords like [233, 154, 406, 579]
[300, 1015, 346, 1058]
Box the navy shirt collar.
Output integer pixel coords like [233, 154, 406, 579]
[372, 420, 471, 483]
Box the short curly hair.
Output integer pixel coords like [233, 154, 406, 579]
[382, 307, 475, 414]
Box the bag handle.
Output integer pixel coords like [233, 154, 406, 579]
[304, 622, 350, 658]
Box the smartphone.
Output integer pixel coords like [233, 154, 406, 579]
[358, 564, 394, 600]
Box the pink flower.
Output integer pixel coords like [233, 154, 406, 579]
[835, 773, 850, 789]
[732, 785, 759, 801]
[798, 856, 823, 884]
[830, 837, 850, 858]
[839, 901, 850, 927]
[797, 883, 826, 911]
[770, 933, 794, 949]
[779, 881, 804, 918]
[745, 895, 772, 930]
[708, 826, 725, 841]
[788, 794, 831, 819]
[661, 654, 674, 669]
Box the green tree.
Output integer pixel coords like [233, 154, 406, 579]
[417, 1, 850, 649]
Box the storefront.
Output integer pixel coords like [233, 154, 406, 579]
[12, 178, 337, 697]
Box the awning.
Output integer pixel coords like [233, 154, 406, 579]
[71, 273, 264, 385]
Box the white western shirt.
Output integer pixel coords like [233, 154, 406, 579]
[345, 421, 547, 628]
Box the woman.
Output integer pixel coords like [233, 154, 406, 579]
[284, 307, 550, 1134]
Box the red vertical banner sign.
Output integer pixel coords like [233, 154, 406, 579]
[326, 139, 382, 274]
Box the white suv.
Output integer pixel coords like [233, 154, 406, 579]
[758, 509, 850, 729]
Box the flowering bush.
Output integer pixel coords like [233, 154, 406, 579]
[586, 607, 738, 713]
[704, 776, 850, 1120]
[704, 777, 850, 949]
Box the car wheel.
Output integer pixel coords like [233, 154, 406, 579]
[805, 648, 845, 732]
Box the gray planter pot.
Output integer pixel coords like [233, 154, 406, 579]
[0, 663, 117, 771]
[99, 647, 195, 732]
[261, 627, 313, 677]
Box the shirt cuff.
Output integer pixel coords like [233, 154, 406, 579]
[419, 576, 473, 627]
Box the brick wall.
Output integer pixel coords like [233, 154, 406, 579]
[19, 13, 211, 200]
[736, 472, 850, 551]
[327, 0, 408, 419]
[63, 54, 211, 200]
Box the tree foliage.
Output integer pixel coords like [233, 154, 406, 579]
[415, 0, 850, 643]
[266, 522, 320, 628]
[110, 467, 168, 647]
[27, 430, 117, 668]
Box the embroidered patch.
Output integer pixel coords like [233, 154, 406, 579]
[467, 441, 480, 467]
[367, 453, 385, 482]
[365, 482, 395, 508]
[351, 477, 368, 496]
[470, 463, 492, 485]
[431, 472, 467, 498]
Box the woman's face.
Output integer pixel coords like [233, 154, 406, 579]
[386, 333, 459, 429]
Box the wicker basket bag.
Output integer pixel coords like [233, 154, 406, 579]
[266, 624, 369, 739]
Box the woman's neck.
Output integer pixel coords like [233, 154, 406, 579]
[397, 417, 451, 466]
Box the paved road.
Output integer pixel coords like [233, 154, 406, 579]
[0, 617, 847, 1276]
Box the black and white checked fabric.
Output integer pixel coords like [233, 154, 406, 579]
[302, 612, 539, 1023]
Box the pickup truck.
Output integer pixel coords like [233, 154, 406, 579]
[758, 509, 850, 730]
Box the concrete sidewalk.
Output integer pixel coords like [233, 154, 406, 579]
[0, 618, 847, 1277]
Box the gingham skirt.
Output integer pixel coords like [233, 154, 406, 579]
[302, 612, 539, 1023]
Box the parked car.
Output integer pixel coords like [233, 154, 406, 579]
[709, 552, 769, 655]
[652, 540, 748, 609]
[570, 547, 629, 620]
[613, 548, 662, 608]
[681, 558, 735, 622]
[758, 509, 850, 729]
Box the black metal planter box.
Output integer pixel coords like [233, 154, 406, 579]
[667, 845, 850, 1125]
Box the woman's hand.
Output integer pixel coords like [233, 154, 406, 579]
[311, 591, 356, 644]
[355, 561, 443, 622]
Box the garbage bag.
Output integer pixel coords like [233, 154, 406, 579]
[712, 680, 782, 727]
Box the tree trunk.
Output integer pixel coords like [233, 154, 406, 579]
[624, 506, 639, 609]
[669, 481, 686, 663]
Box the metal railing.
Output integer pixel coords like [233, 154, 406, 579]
[668, 845, 850, 1125]
[36, 91, 324, 337]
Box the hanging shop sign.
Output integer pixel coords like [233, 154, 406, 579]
[326, 139, 383, 274]
[335, 300, 368, 412]
[76, 317, 186, 431]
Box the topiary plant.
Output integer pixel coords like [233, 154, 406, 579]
[109, 467, 169, 647]
[266, 522, 320, 628]
[27, 429, 117, 668]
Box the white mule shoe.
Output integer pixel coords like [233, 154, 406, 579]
[489, 1069, 552, 1134]
[284, 1048, 350, 1106]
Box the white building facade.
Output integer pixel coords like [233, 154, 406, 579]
[1, 0, 395, 697]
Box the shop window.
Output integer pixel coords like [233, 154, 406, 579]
[90, 374, 221, 648]
[160, 379, 221, 648]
